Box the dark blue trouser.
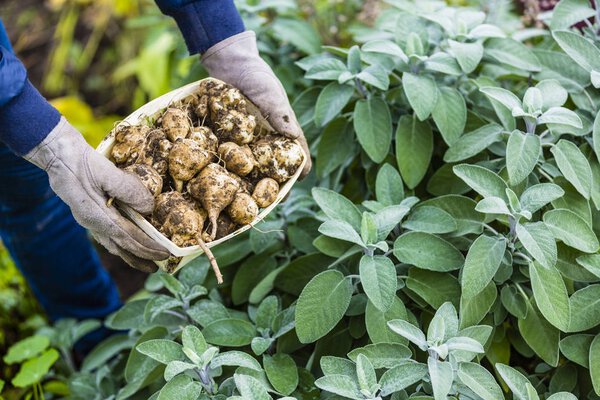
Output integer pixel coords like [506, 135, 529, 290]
[0, 143, 122, 325]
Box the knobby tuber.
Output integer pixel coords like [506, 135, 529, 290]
[253, 178, 279, 208]
[188, 163, 239, 240]
[107, 79, 304, 283]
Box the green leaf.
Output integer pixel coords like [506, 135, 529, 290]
[576, 254, 600, 278]
[432, 86, 467, 146]
[394, 232, 464, 272]
[347, 343, 412, 369]
[591, 334, 600, 396]
[551, 0, 596, 29]
[501, 285, 528, 319]
[461, 235, 506, 299]
[395, 114, 433, 189]
[448, 39, 483, 73]
[359, 255, 397, 312]
[480, 86, 521, 111]
[272, 18, 321, 54]
[202, 319, 256, 347]
[458, 362, 503, 400]
[356, 354, 377, 394]
[357, 64, 390, 90]
[551, 140, 592, 199]
[312, 187, 362, 229]
[315, 375, 362, 399]
[275, 253, 332, 296]
[295, 270, 353, 343]
[444, 124, 503, 162]
[365, 297, 409, 344]
[543, 209, 599, 253]
[560, 334, 593, 367]
[475, 196, 511, 216]
[516, 222, 557, 269]
[519, 300, 560, 366]
[568, 285, 600, 332]
[419, 195, 484, 236]
[428, 358, 453, 400]
[264, 353, 298, 395]
[496, 363, 532, 400]
[520, 183, 565, 214]
[507, 131, 541, 185]
[523, 87, 543, 113]
[234, 373, 272, 400]
[536, 79, 568, 110]
[593, 112, 600, 163]
[353, 97, 392, 163]
[406, 268, 461, 309]
[373, 205, 411, 240]
[11, 349, 59, 388]
[157, 374, 202, 400]
[379, 361, 428, 396]
[403, 72, 438, 121]
[318, 220, 364, 247]
[547, 394, 578, 400]
[402, 206, 457, 234]
[484, 37, 541, 71]
[136, 340, 185, 364]
[316, 118, 356, 178]
[81, 334, 134, 372]
[539, 107, 583, 128]
[3, 335, 49, 364]
[553, 30, 600, 72]
[387, 319, 427, 350]
[362, 39, 408, 62]
[460, 282, 497, 328]
[360, 212, 378, 245]
[376, 164, 404, 206]
[211, 351, 262, 371]
[105, 299, 147, 330]
[314, 83, 354, 127]
[453, 164, 508, 200]
[529, 262, 570, 331]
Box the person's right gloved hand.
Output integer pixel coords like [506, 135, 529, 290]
[24, 117, 170, 272]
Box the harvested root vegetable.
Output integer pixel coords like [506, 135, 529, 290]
[218, 142, 255, 176]
[227, 192, 259, 225]
[124, 164, 163, 197]
[161, 202, 206, 247]
[252, 178, 279, 208]
[111, 125, 150, 166]
[140, 129, 172, 175]
[153, 191, 187, 227]
[252, 136, 304, 183]
[188, 163, 239, 240]
[215, 109, 256, 145]
[169, 138, 213, 192]
[162, 108, 191, 142]
[215, 213, 238, 239]
[190, 126, 218, 152]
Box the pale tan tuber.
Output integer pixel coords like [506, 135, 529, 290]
[218, 142, 255, 176]
[252, 178, 279, 208]
[226, 192, 259, 225]
[124, 164, 163, 197]
[111, 125, 150, 166]
[188, 163, 240, 240]
[252, 136, 304, 183]
[161, 107, 191, 142]
[140, 129, 173, 175]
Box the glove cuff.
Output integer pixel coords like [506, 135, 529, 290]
[24, 117, 83, 170]
[201, 31, 258, 67]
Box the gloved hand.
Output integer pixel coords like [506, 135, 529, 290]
[202, 31, 312, 178]
[24, 117, 170, 272]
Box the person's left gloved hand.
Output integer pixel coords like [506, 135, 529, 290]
[201, 31, 312, 179]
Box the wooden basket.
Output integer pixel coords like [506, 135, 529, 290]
[96, 78, 306, 274]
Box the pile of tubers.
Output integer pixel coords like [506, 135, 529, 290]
[109, 80, 304, 282]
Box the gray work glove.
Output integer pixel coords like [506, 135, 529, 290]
[202, 31, 312, 178]
[24, 117, 169, 272]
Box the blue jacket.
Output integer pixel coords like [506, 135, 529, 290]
[0, 0, 244, 156]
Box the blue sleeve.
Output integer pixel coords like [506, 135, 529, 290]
[154, 0, 245, 54]
[0, 20, 61, 156]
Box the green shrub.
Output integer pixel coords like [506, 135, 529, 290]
[7, 0, 600, 398]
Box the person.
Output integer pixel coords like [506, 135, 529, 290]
[0, 0, 310, 338]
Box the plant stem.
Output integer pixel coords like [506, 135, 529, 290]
[483, 223, 500, 236]
[197, 234, 222, 284]
[355, 78, 369, 99]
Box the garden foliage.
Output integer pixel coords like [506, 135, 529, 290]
[6, 0, 600, 398]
